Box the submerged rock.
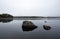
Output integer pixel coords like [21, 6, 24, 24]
[44, 21, 47, 23]
[43, 25, 51, 30]
[22, 21, 37, 31]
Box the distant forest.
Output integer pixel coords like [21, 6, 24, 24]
[0, 13, 60, 18]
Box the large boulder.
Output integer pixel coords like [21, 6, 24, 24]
[22, 21, 37, 31]
[43, 25, 51, 30]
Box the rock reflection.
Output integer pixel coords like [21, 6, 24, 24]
[22, 21, 37, 31]
[0, 18, 13, 23]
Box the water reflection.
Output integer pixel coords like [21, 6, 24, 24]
[0, 14, 13, 23]
[0, 18, 60, 39]
[22, 21, 38, 31]
[0, 18, 13, 23]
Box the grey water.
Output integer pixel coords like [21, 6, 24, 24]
[0, 18, 60, 39]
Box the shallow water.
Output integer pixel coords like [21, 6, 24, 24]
[0, 18, 60, 39]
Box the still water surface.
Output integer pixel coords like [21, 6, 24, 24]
[0, 18, 60, 39]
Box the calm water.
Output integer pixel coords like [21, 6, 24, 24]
[0, 18, 60, 39]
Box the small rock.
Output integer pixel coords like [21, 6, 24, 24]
[43, 25, 51, 30]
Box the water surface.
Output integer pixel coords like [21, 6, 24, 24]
[0, 18, 60, 39]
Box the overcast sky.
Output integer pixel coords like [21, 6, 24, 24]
[0, 0, 60, 16]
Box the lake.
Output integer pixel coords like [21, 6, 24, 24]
[0, 18, 60, 39]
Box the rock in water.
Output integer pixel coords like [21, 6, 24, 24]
[43, 25, 51, 30]
[22, 21, 37, 31]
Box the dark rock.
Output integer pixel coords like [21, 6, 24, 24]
[43, 25, 51, 30]
[22, 21, 37, 31]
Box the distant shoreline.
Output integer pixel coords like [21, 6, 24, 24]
[13, 16, 60, 18]
[0, 14, 60, 18]
[0, 16, 60, 18]
[0, 16, 60, 20]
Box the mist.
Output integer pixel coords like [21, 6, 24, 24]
[0, 0, 60, 16]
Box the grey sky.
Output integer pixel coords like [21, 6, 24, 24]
[0, 0, 60, 16]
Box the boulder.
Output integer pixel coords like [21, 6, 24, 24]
[43, 25, 51, 30]
[22, 21, 37, 31]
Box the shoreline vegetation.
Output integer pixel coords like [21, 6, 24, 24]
[0, 16, 60, 18]
[0, 14, 60, 18]
[14, 16, 60, 18]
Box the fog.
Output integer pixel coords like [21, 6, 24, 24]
[0, 0, 60, 16]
